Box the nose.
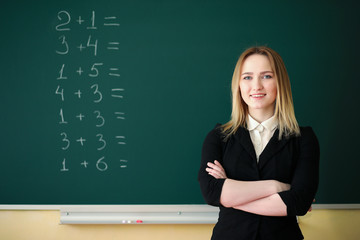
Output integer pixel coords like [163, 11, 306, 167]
[252, 77, 264, 91]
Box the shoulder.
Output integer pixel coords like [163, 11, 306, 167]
[202, 123, 229, 145]
[298, 126, 320, 150]
[299, 126, 318, 140]
[205, 123, 224, 140]
[201, 124, 227, 154]
[204, 123, 248, 143]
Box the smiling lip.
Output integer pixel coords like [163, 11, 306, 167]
[250, 94, 266, 98]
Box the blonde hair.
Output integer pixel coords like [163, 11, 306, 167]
[222, 46, 300, 140]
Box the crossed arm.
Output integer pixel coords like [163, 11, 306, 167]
[206, 160, 290, 216]
[200, 126, 318, 217]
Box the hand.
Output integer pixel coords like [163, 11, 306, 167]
[206, 160, 227, 179]
[308, 199, 315, 212]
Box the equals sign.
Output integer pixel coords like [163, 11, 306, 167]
[111, 88, 124, 98]
[107, 42, 119, 50]
[109, 68, 120, 77]
[120, 159, 128, 168]
[104, 16, 120, 27]
[115, 112, 125, 120]
[116, 136, 126, 145]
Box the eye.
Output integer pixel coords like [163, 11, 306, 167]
[243, 76, 252, 80]
[262, 74, 273, 79]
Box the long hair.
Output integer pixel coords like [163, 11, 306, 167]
[222, 46, 300, 140]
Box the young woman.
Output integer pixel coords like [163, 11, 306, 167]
[198, 46, 319, 240]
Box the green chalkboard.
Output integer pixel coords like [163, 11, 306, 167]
[1, 0, 359, 204]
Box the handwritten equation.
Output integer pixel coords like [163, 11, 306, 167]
[54, 10, 128, 172]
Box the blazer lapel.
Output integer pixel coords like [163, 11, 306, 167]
[258, 129, 291, 170]
[235, 127, 257, 162]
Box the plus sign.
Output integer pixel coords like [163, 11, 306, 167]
[77, 16, 84, 25]
[74, 90, 82, 98]
[77, 44, 86, 52]
[81, 160, 89, 168]
[76, 113, 85, 121]
[76, 137, 86, 146]
[76, 67, 83, 76]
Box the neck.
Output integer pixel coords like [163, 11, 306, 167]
[248, 107, 275, 123]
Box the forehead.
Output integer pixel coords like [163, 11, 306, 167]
[241, 54, 272, 73]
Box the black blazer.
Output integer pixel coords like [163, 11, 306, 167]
[198, 124, 320, 240]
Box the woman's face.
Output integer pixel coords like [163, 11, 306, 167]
[239, 54, 277, 118]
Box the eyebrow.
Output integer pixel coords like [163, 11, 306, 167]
[241, 71, 274, 76]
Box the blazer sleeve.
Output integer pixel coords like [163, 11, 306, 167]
[278, 127, 320, 216]
[198, 124, 226, 207]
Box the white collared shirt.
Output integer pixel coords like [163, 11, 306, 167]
[247, 115, 278, 162]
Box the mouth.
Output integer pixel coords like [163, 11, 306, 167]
[250, 94, 266, 98]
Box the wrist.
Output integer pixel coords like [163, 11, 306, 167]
[271, 180, 281, 193]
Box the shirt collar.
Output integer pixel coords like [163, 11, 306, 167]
[247, 114, 260, 131]
[247, 114, 278, 132]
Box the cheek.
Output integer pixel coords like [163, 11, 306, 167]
[239, 82, 249, 98]
[270, 86, 277, 97]
[271, 85, 278, 98]
[267, 82, 278, 98]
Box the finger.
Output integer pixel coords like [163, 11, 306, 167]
[206, 167, 220, 174]
[213, 160, 223, 167]
[207, 161, 227, 179]
[208, 171, 226, 179]
[207, 162, 224, 173]
[206, 168, 226, 179]
[207, 167, 225, 177]
[208, 167, 226, 178]
[214, 160, 225, 171]
[213, 161, 227, 177]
